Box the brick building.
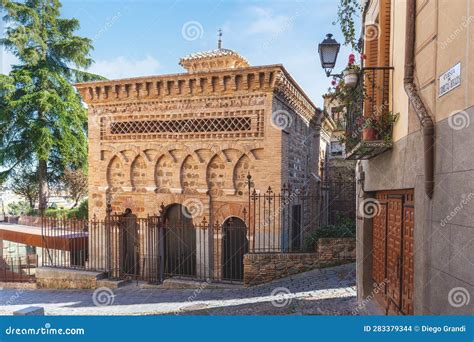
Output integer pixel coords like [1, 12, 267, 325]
[76, 47, 320, 220]
[75, 46, 321, 281]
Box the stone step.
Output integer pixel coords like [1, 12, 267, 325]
[14, 306, 44, 316]
[96, 279, 131, 289]
[160, 278, 242, 289]
[36, 267, 107, 289]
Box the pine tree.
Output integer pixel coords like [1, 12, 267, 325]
[0, 0, 104, 211]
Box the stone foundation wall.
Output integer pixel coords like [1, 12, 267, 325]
[243, 238, 356, 286]
[243, 253, 319, 286]
[317, 238, 356, 261]
[35, 268, 105, 289]
[18, 216, 42, 227]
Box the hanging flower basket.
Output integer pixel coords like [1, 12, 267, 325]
[343, 69, 359, 88]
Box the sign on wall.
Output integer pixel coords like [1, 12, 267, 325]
[439, 62, 461, 97]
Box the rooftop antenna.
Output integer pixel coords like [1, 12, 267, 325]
[218, 28, 222, 49]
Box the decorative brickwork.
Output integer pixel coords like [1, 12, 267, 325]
[77, 49, 321, 283]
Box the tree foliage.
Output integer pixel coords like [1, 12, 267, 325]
[336, 0, 362, 52]
[0, 0, 104, 209]
[63, 168, 87, 208]
[10, 168, 39, 208]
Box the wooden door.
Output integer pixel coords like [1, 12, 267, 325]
[371, 190, 414, 315]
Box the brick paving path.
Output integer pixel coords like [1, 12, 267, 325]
[0, 263, 369, 315]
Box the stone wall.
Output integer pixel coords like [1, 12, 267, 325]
[35, 268, 105, 289]
[18, 216, 42, 227]
[243, 253, 319, 286]
[243, 238, 356, 286]
[317, 237, 356, 262]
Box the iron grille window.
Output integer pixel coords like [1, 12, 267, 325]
[110, 117, 252, 135]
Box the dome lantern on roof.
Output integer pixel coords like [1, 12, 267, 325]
[179, 29, 250, 73]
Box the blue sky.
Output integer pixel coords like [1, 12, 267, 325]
[1, 0, 357, 107]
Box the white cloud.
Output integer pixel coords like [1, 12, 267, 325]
[88, 55, 160, 80]
[245, 7, 290, 35]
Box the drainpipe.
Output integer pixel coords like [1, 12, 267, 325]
[404, 0, 435, 198]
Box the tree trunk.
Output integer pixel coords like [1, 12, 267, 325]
[28, 195, 34, 209]
[38, 159, 48, 213]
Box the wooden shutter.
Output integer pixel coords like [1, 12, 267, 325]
[363, 25, 379, 118]
[376, 0, 391, 113]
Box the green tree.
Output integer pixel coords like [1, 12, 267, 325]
[0, 0, 104, 211]
[10, 168, 39, 208]
[63, 167, 87, 208]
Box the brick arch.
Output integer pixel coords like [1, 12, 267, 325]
[155, 154, 175, 193]
[180, 155, 200, 194]
[207, 154, 227, 197]
[233, 154, 252, 196]
[213, 202, 248, 226]
[131, 154, 154, 192]
[101, 147, 129, 166]
[107, 155, 127, 191]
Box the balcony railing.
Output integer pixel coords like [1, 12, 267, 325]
[345, 66, 394, 160]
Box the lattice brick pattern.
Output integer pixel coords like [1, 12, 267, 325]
[101, 111, 264, 141]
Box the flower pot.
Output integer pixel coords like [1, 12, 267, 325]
[343, 69, 359, 88]
[363, 127, 378, 141]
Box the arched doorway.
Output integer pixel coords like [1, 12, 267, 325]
[119, 209, 139, 278]
[163, 204, 196, 277]
[222, 217, 248, 281]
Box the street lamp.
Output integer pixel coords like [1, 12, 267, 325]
[318, 33, 341, 77]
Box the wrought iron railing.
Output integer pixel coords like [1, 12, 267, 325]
[0, 255, 37, 282]
[345, 66, 394, 153]
[247, 181, 319, 253]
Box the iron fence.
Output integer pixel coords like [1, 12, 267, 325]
[247, 182, 319, 253]
[37, 179, 347, 284]
[40, 212, 250, 283]
[0, 255, 37, 282]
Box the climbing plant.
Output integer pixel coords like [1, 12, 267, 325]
[336, 0, 363, 52]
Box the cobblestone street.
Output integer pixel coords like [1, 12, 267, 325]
[0, 263, 370, 316]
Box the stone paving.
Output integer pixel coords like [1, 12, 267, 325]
[0, 263, 371, 315]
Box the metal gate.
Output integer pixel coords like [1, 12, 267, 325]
[222, 217, 248, 281]
[372, 190, 414, 315]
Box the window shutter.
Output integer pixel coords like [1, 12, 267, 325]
[363, 24, 379, 118]
[377, 0, 391, 112]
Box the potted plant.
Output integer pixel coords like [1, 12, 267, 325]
[373, 111, 400, 144]
[343, 53, 360, 88]
[362, 117, 378, 141]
